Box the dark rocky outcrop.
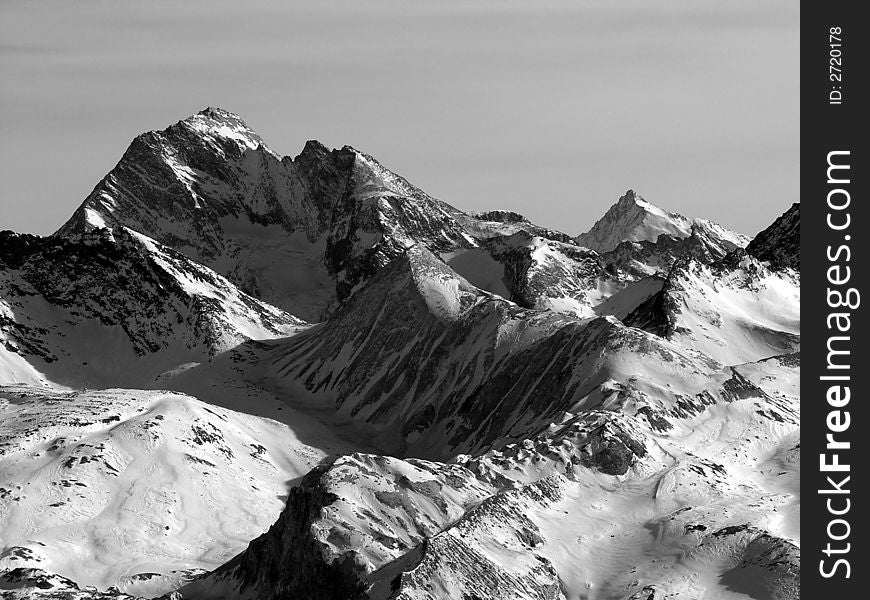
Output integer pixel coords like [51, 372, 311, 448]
[746, 203, 799, 269]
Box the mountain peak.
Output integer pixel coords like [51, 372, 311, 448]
[329, 243, 482, 327]
[299, 139, 331, 155]
[615, 189, 673, 218]
[576, 190, 748, 254]
[197, 105, 240, 118]
[576, 190, 691, 253]
[616, 188, 639, 205]
[176, 106, 269, 152]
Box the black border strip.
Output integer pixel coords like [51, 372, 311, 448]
[802, 1, 868, 595]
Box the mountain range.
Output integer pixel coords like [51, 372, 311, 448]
[0, 109, 800, 600]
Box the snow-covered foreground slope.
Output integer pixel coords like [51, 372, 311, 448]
[0, 245, 800, 600]
[0, 385, 364, 598]
[179, 351, 799, 600]
[0, 228, 305, 388]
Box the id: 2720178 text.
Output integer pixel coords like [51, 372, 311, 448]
[829, 26, 844, 105]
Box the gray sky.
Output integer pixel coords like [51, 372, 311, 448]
[0, 0, 798, 237]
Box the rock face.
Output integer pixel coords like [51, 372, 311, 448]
[185, 461, 371, 600]
[746, 202, 800, 269]
[1, 109, 800, 600]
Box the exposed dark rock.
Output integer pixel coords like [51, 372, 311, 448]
[746, 203, 799, 269]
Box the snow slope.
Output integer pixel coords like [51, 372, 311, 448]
[0, 385, 361, 598]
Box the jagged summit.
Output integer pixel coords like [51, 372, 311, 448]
[616, 189, 651, 210]
[178, 106, 272, 153]
[296, 138, 331, 158]
[472, 209, 528, 223]
[56, 107, 294, 237]
[198, 106, 242, 120]
[576, 190, 691, 253]
[576, 189, 748, 254]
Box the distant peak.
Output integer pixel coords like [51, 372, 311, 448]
[576, 189, 749, 254]
[576, 190, 691, 253]
[186, 107, 251, 131]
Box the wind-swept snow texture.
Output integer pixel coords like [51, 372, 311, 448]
[1, 109, 799, 600]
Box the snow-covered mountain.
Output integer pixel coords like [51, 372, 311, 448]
[0, 227, 305, 388]
[55, 109, 562, 321]
[53, 110, 752, 326]
[1, 109, 800, 599]
[576, 190, 749, 255]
